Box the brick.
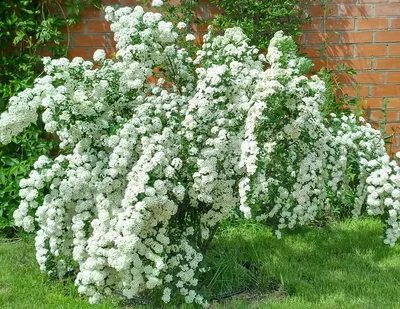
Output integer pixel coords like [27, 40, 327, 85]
[358, 18, 388, 30]
[80, 7, 103, 19]
[339, 59, 372, 69]
[299, 46, 320, 58]
[87, 21, 111, 33]
[208, 6, 223, 18]
[74, 35, 106, 47]
[385, 123, 400, 133]
[340, 5, 372, 16]
[296, 35, 306, 45]
[146, 75, 157, 84]
[301, 19, 322, 31]
[308, 5, 339, 17]
[388, 45, 400, 56]
[194, 6, 206, 19]
[194, 34, 204, 46]
[311, 59, 332, 72]
[389, 136, 399, 148]
[68, 48, 87, 59]
[334, 72, 354, 84]
[107, 35, 117, 47]
[390, 19, 400, 29]
[63, 23, 84, 33]
[307, 32, 339, 44]
[339, 85, 369, 97]
[369, 110, 399, 122]
[341, 31, 373, 43]
[385, 98, 400, 109]
[325, 45, 354, 57]
[363, 98, 400, 110]
[325, 19, 355, 30]
[312, 58, 372, 71]
[356, 45, 387, 56]
[387, 72, 400, 83]
[352, 72, 385, 84]
[375, 58, 400, 69]
[389, 147, 400, 157]
[192, 22, 209, 32]
[363, 98, 384, 109]
[369, 120, 380, 131]
[376, 31, 400, 43]
[124, 0, 137, 5]
[375, 4, 400, 16]
[40, 48, 53, 57]
[372, 85, 400, 96]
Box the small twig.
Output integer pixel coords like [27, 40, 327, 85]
[210, 287, 250, 301]
[114, 291, 151, 305]
[200, 222, 220, 253]
[0, 237, 22, 243]
[54, 0, 71, 52]
[114, 285, 253, 304]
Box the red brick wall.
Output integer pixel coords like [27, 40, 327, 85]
[66, 4, 115, 60]
[300, 0, 400, 154]
[67, 0, 400, 154]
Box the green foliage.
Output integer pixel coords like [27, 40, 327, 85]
[210, 0, 314, 50]
[0, 0, 86, 101]
[377, 98, 396, 154]
[161, 0, 201, 26]
[0, 125, 58, 233]
[314, 67, 359, 222]
[0, 0, 97, 234]
[137, 0, 200, 25]
[318, 65, 360, 118]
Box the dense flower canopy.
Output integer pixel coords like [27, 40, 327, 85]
[1, 5, 400, 306]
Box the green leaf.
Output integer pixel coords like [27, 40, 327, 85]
[1, 157, 19, 166]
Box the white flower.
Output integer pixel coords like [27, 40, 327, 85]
[177, 22, 187, 29]
[93, 49, 106, 62]
[162, 287, 171, 303]
[185, 34, 195, 41]
[152, 0, 163, 7]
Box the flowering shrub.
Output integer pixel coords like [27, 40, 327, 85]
[1, 5, 400, 306]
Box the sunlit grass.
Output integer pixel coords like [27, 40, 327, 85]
[0, 237, 119, 309]
[1, 218, 400, 308]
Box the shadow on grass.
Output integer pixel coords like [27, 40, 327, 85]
[203, 218, 400, 308]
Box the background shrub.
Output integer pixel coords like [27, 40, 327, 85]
[210, 0, 314, 49]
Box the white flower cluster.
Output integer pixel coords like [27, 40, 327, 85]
[152, 0, 163, 7]
[2, 5, 400, 307]
[326, 115, 400, 246]
[238, 32, 331, 229]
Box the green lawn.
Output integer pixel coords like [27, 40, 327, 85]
[1, 218, 400, 308]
